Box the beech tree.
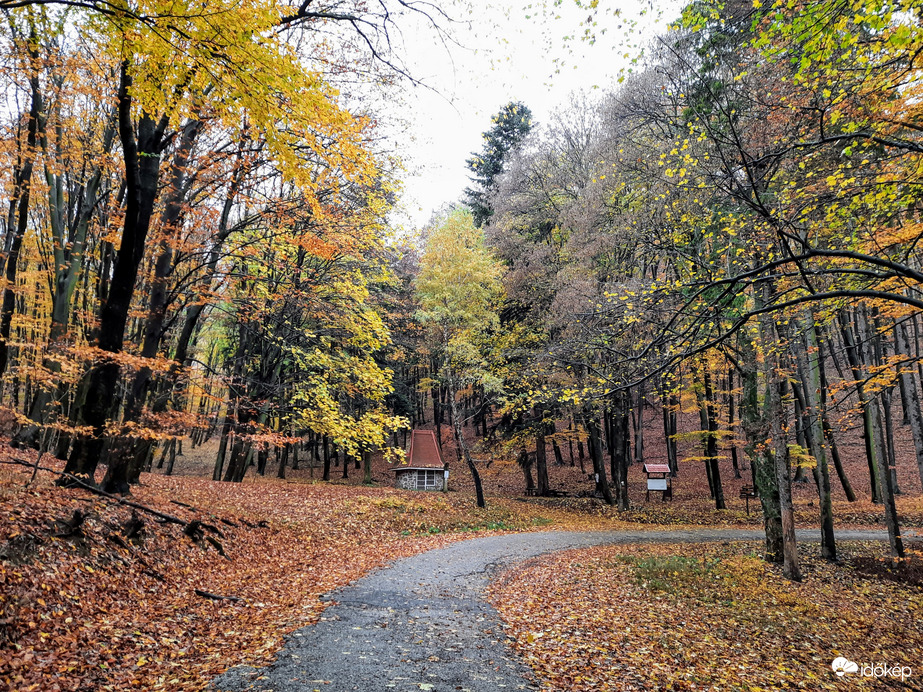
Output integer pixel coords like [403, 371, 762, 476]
[415, 209, 505, 508]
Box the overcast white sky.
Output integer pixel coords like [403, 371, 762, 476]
[381, 1, 682, 229]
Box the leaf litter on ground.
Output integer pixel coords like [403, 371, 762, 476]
[488, 540, 923, 691]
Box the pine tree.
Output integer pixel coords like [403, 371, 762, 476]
[464, 101, 533, 227]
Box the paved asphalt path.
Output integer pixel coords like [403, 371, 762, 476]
[210, 528, 887, 692]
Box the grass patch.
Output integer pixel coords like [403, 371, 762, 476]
[628, 554, 721, 593]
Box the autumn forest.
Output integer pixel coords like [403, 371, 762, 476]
[2, 0, 923, 690]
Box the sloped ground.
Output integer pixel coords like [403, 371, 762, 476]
[0, 449, 565, 692]
[171, 407, 923, 530]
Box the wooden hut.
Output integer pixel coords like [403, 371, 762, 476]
[392, 430, 446, 491]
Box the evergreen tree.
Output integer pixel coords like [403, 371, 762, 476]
[464, 101, 533, 227]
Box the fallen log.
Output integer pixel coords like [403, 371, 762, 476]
[194, 589, 241, 602]
[2, 458, 230, 554]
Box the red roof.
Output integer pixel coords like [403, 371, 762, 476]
[392, 430, 444, 471]
[644, 463, 671, 474]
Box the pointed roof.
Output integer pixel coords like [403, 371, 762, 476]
[392, 429, 444, 471]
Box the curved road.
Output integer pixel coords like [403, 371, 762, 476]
[211, 529, 887, 692]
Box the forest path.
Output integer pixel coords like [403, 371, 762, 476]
[210, 528, 887, 692]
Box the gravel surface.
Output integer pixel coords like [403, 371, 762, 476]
[210, 528, 887, 692]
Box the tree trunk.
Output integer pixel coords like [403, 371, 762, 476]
[816, 333, 857, 502]
[797, 316, 836, 560]
[63, 64, 169, 492]
[611, 391, 630, 510]
[632, 383, 644, 465]
[432, 380, 442, 451]
[770, 372, 801, 581]
[661, 386, 679, 477]
[534, 407, 550, 496]
[450, 382, 485, 508]
[839, 310, 882, 502]
[214, 419, 232, 481]
[518, 446, 535, 492]
[363, 449, 373, 485]
[0, 31, 42, 377]
[584, 411, 614, 506]
[550, 423, 565, 466]
[701, 368, 725, 509]
[857, 312, 905, 557]
[120, 117, 202, 447]
[277, 444, 287, 479]
[895, 321, 923, 487]
[164, 440, 177, 476]
[747, 314, 783, 565]
[727, 367, 741, 479]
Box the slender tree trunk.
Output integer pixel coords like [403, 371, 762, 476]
[797, 316, 836, 560]
[697, 389, 715, 499]
[449, 380, 485, 508]
[633, 383, 644, 465]
[770, 370, 801, 581]
[870, 398, 905, 557]
[0, 32, 42, 377]
[767, 313, 801, 580]
[277, 444, 287, 479]
[214, 420, 231, 481]
[839, 310, 881, 502]
[702, 368, 725, 509]
[727, 367, 741, 479]
[584, 410, 614, 506]
[432, 379, 442, 451]
[872, 311, 900, 495]
[549, 421, 565, 466]
[518, 446, 535, 492]
[534, 407, 549, 495]
[857, 313, 905, 557]
[741, 346, 782, 560]
[895, 321, 923, 486]
[120, 118, 203, 458]
[816, 334, 857, 502]
[164, 440, 178, 476]
[881, 387, 900, 494]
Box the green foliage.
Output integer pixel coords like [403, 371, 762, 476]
[628, 554, 722, 593]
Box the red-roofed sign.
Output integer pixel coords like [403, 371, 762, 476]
[644, 463, 671, 475]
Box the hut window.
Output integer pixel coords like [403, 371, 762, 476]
[416, 470, 439, 490]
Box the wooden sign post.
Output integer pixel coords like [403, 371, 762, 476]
[643, 463, 673, 502]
